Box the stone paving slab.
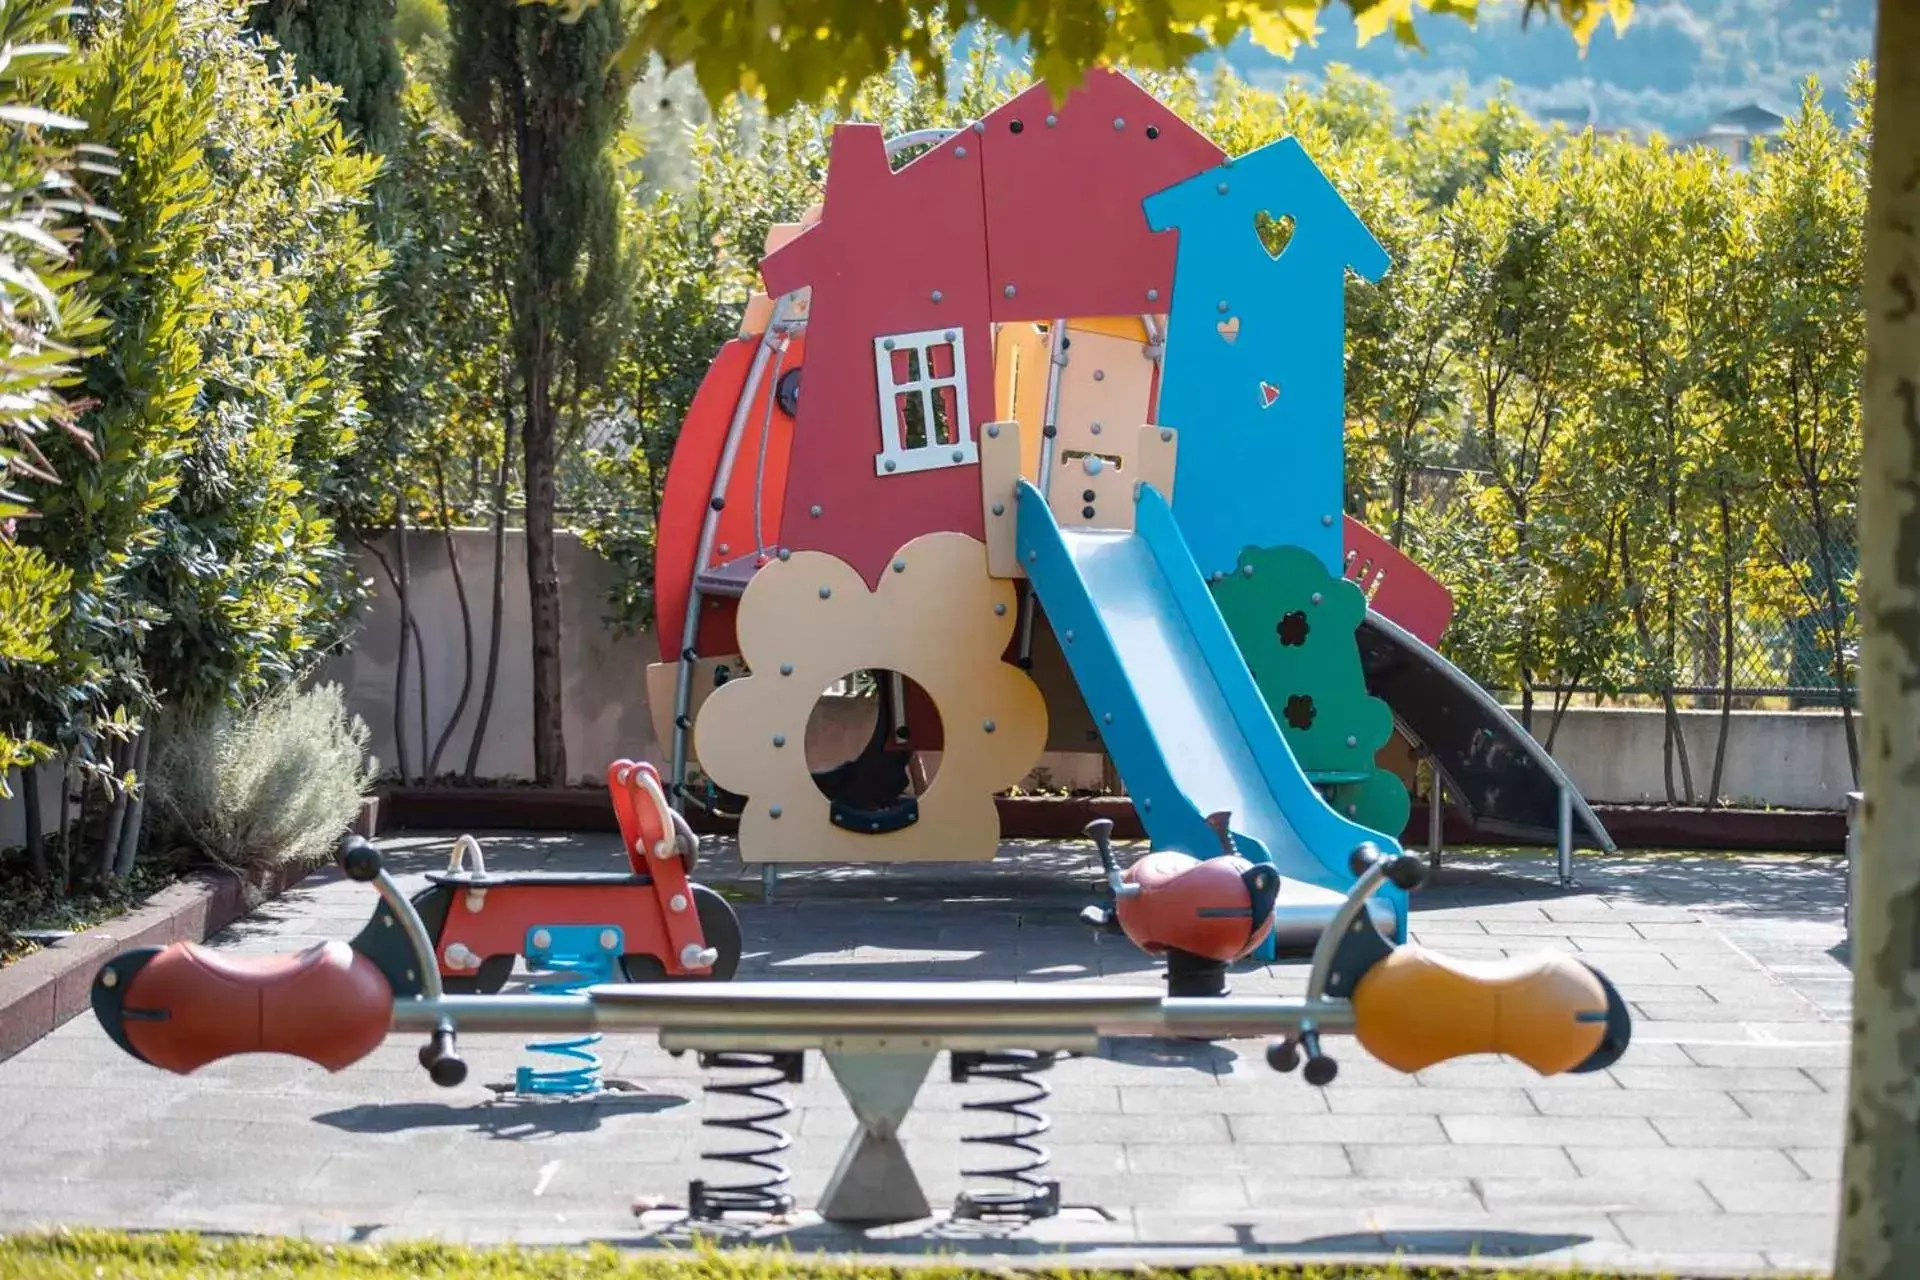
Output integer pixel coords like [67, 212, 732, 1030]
[0, 833, 1850, 1277]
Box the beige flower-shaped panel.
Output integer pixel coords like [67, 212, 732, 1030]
[692, 531, 1047, 863]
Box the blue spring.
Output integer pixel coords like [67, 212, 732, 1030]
[514, 924, 624, 1097]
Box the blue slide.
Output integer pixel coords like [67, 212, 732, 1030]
[1015, 480, 1408, 952]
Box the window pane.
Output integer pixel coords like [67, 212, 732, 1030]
[890, 348, 922, 384]
[897, 391, 929, 449]
[931, 384, 958, 445]
[927, 342, 955, 379]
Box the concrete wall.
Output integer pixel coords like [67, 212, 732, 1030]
[0, 529, 1862, 848]
[1527, 704, 1858, 811]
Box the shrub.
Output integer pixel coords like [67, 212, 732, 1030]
[148, 681, 377, 877]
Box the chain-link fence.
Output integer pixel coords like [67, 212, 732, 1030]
[1399, 466, 1858, 710]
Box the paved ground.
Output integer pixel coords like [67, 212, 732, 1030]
[0, 833, 1850, 1277]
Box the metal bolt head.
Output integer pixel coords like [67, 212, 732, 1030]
[1218, 299, 1230, 313]
[1242, 564, 1254, 576]
[994, 602, 1007, 616]
[1103, 713, 1113, 724]
[778, 547, 792, 561]
[1064, 630, 1075, 643]
[772, 733, 786, 747]
[982, 719, 996, 733]
[600, 929, 620, 951]
[885, 458, 897, 472]
[1217, 181, 1229, 194]
[1311, 592, 1323, 605]
[1004, 283, 1016, 298]
[1160, 429, 1173, 442]
[818, 585, 832, 599]
[531, 929, 551, 951]
[809, 504, 822, 517]
[1046, 113, 1058, 127]
[779, 663, 793, 676]
[768, 806, 782, 819]
[1112, 116, 1126, 129]
[893, 558, 906, 573]
[670, 894, 689, 912]
[931, 289, 943, 303]
[1028, 550, 1038, 562]
[987, 424, 1000, 438]
[1322, 514, 1335, 526]
[1093, 369, 1105, 382]
[1090, 422, 1102, 435]
[955, 144, 967, 157]
[951, 449, 964, 463]
[883, 338, 896, 350]
[718, 542, 729, 555]
[1146, 288, 1159, 302]
[1346, 736, 1358, 748]
[991, 502, 1005, 516]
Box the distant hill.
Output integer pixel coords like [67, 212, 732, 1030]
[1214, 0, 1875, 138]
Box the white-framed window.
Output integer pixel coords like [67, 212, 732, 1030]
[873, 327, 975, 476]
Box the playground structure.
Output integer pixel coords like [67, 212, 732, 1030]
[647, 69, 1614, 949]
[89, 832, 1632, 1226]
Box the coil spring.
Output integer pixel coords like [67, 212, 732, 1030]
[688, 1050, 805, 1219]
[952, 1049, 1062, 1220]
[513, 925, 624, 1098]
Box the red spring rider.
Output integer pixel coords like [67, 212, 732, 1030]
[1080, 815, 1280, 999]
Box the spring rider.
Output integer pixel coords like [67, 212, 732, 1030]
[1081, 816, 1279, 999]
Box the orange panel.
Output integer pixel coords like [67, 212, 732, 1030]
[653, 334, 803, 662]
[656, 338, 753, 662]
[978, 69, 1224, 324]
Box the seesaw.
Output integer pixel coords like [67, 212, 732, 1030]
[87, 827, 1631, 1226]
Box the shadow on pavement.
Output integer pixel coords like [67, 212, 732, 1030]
[313, 1091, 690, 1141]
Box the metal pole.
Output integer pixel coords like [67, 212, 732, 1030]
[1556, 783, 1574, 888]
[1427, 766, 1445, 873]
[1845, 790, 1862, 946]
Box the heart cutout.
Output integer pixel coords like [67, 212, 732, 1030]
[1217, 316, 1240, 343]
[1258, 381, 1280, 408]
[1255, 210, 1295, 260]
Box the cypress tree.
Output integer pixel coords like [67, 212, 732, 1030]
[246, 0, 404, 155]
[445, 0, 630, 786]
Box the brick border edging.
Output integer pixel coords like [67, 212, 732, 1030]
[0, 862, 312, 1064]
[376, 786, 1848, 853]
[0, 798, 379, 1065]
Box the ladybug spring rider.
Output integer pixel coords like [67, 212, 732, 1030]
[1080, 814, 1281, 998]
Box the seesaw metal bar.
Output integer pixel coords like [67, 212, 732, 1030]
[386, 987, 1360, 1042]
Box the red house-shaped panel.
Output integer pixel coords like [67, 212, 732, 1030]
[977, 69, 1225, 323]
[756, 72, 1226, 588]
[761, 125, 995, 587]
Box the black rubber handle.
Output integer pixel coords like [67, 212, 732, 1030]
[338, 833, 382, 882]
[1348, 842, 1427, 891]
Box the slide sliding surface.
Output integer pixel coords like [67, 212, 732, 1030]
[1014, 480, 1407, 947]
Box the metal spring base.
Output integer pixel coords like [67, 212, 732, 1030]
[689, 1050, 804, 1219]
[511, 926, 623, 1098]
[952, 1049, 1062, 1221]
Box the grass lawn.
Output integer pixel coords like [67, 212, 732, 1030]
[0, 1232, 1822, 1280]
